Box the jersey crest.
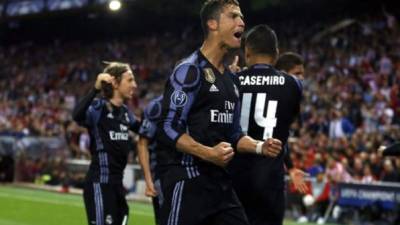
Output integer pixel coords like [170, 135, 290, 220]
[203, 68, 216, 83]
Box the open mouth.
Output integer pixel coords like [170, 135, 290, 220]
[234, 31, 243, 39]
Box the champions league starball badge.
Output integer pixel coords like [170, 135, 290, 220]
[203, 68, 216, 83]
[171, 90, 188, 107]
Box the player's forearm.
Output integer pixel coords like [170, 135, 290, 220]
[176, 134, 213, 160]
[137, 137, 153, 184]
[284, 145, 294, 169]
[236, 135, 259, 154]
[72, 88, 98, 122]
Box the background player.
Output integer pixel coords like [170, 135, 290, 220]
[228, 25, 305, 225]
[229, 48, 308, 196]
[73, 62, 139, 225]
[275, 52, 309, 192]
[276, 51, 312, 222]
[276, 52, 305, 80]
[137, 95, 163, 225]
[156, 1, 282, 225]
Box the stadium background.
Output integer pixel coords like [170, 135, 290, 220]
[0, 0, 400, 224]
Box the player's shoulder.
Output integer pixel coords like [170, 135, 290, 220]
[282, 71, 303, 92]
[174, 50, 203, 71]
[144, 96, 163, 121]
[272, 68, 296, 81]
[91, 98, 106, 110]
[274, 69, 292, 79]
[171, 51, 202, 88]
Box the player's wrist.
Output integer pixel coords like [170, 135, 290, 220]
[197, 143, 213, 161]
[255, 141, 263, 155]
[144, 178, 154, 187]
[285, 159, 294, 170]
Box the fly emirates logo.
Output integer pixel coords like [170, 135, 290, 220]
[210, 101, 235, 124]
[109, 124, 129, 141]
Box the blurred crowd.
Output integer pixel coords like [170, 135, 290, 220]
[0, 11, 399, 194]
[0, 27, 200, 137]
[287, 12, 400, 184]
[283, 12, 400, 223]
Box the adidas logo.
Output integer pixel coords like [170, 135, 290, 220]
[107, 113, 114, 119]
[209, 84, 219, 92]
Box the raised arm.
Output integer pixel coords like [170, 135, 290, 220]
[72, 73, 113, 126]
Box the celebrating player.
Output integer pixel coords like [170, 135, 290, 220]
[73, 62, 139, 225]
[155, 1, 282, 225]
[229, 25, 306, 225]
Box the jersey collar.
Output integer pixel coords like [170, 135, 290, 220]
[250, 63, 273, 70]
[197, 49, 229, 76]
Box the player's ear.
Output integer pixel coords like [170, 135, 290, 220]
[274, 48, 280, 64]
[207, 19, 218, 32]
[111, 77, 118, 89]
[244, 46, 251, 64]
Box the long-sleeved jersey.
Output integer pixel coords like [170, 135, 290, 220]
[138, 96, 163, 179]
[228, 64, 302, 189]
[72, 88, 139, 184]
[156, 50, 244, 186]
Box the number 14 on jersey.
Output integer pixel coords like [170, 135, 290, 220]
[240, 93, 278, 140]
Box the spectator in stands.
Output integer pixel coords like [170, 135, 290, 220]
[361, 164, 375, 183]
[381, 159, 399, 182]
[326, 156, 352, 183]
[328, 110, 355, 139]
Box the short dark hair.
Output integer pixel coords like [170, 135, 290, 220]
[243, 24, 278, 59]
[101, 61, 130, 99]
[275, 52, 304, 72]
[200, 0, 239, 37]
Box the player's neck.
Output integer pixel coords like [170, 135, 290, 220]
[200, 38, 228, 74]
[110, 95, 124, 107]
[248, 55, 275, 67]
